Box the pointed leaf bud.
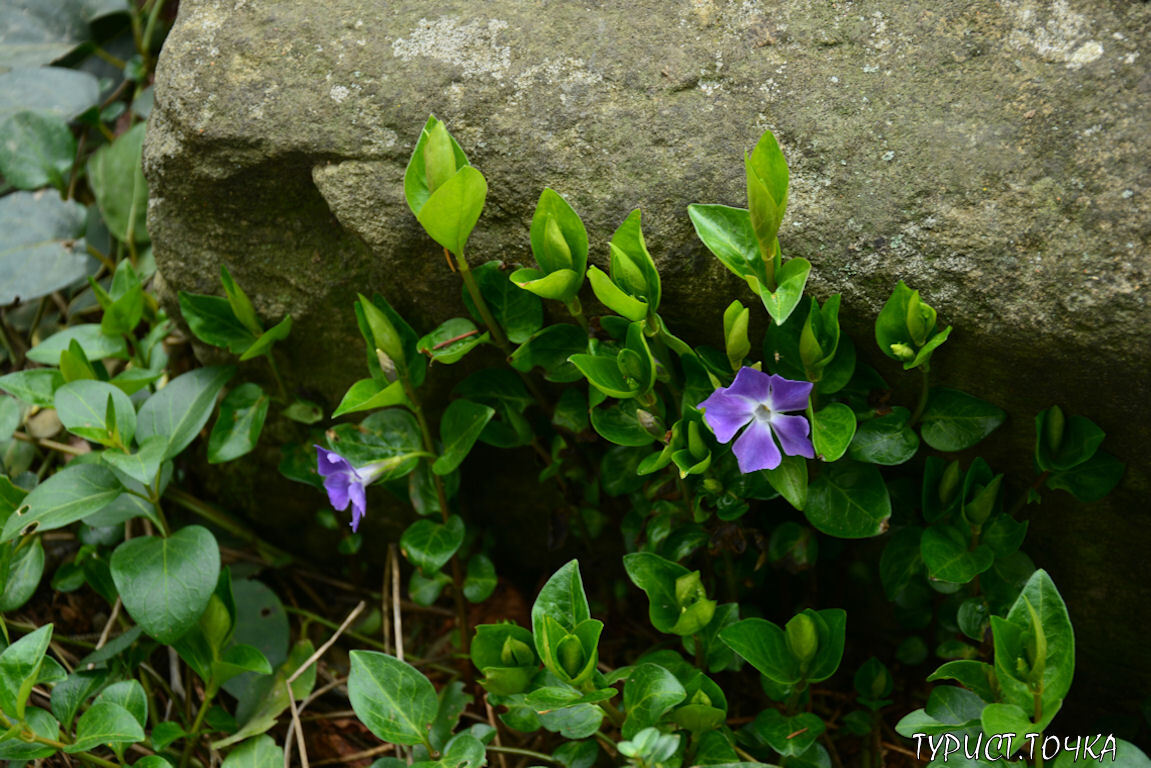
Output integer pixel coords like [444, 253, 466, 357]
[541, 214, 573, 272]
[938, 460, 962, 506]
[785, 613, 819, 665]
[1044, 405, 1065, 454]
[556, 634, 586, 678]
[905, 290, 936, 347]
[424, 121, 457, 196]
[889, 342, 915, 361]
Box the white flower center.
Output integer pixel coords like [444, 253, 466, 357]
[753, 403, 775, 423]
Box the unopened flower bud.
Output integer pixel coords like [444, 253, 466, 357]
[785, 613, 819, 664]
[542, 214, 573, 271]
[500, 635, 536, 667]
[938, 460, 961, 506]
[636, 409, 662, 438]
[905, 291, 936, 347]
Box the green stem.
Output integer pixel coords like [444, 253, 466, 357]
[564, 297, 590, 334]
[401, 377, 472, 672]
[1033, 690, 1044, 768]
[164, 487, 293, 564]
[0, 713, 121, 768]
[141, 0, 167, 60]
[599, 699, 625, 728]
[487, 745, 563, 764]
[180, 682, 217, 768]
[264, 352, 289, 402]
[909, 366, 930, 426]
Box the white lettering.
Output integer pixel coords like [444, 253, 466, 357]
[927, 734, 946, 761]
[1100, 735, 1117, 761]
[965, 733, 984, 759]
[985, 733, 1014, 761]
[1024, 733, 1040, 760]
[1043, 735, 1062, 760]
[912, 734, 927, 760]
[1083, 734, 1102, 760]
[1064, 736, 1082, 761]
[943, 733, 962, 760]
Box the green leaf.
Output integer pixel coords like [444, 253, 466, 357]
[921, 524, 994, 584]
[219, 264, 263, 336]
[879, 526, 923, 600]
[811, 402, 856, 462]
[622, 663, 686, 739]
[984, 514, 1028, 557]
[1, 463, 121, 541]
[416, 165, 487, 256]
[465, 261, 544, 344]
[0, 0, 94, 68]
[744, 709, 824, 757]
[1035, 407, 1104, 471]
[0, 110, 75, 191]
[213, 640, 315, 750]
[136, 366, 235, 460]
[418, 317, 489, 365]
[590, 398, 655, 447]
[49, 669, 108, 730]
[332, 379, 407, 419]
[0, 536, 44, 610]
[759, 258, 811, 326]
[745, 130, 789, 253]
[404, 115, 471, 216]
[510, 324, 587, 383]
[239, 316, 292, 362]
[27, 324, 126, 365]
[531, 559, 590, 646]
[93, 680, 147, 729]
[221, 735, 284, 768]
[0, 623, 52, 719]
[54, 379, 136, 446]
[1046, 451, 1124, 502]
[178, 292, 256, 354]
[433, 399, 495, 475]
[400, 515, 465, 574]
[587, 264, 648, 322]
[623, 552, 715, 636]
[214, 644, 273, 683]
[0, 67, 99, 123]
[687, 205, 771, 291]
[0, 706, 59, 760]
[87, 123, 149, 244]
[208, 383, 270, 463]
[102, 435, 166, 487]
[222, 577, 290, 701]
[719, 618, 800, 685]
[0, 368, 64, 407]
[762, 454, 808, 511]
[537, 702, 604, 739]
[464, 554, 497, 603]
[65, 700, 145, 752]
[848, 407, 919, 465]
[927, 660, 996, 702]
[919, 389, 1006, 452]
[804, 461, 891, 538]
[348, 651, 438, 745]
[998, 569, 1074, 715]
[110, 525, 220, 643]
[327, 409, 424, 476]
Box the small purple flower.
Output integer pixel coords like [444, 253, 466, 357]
[698, 367, 815, 473]
[315, 446, 388, 532]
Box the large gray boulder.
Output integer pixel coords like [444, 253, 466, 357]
[145, 0, 1150, 719]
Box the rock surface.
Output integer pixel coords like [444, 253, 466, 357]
[145, 0, 1150, 719]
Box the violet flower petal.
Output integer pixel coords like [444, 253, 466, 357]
[725, 366, 773, 402]
[699, 388, 756, 443]
[348, 482, 367, 532]
[732, 419, 783, 473]
[768, 375, 813, 413]
[771, 413, 815, 459]
[323, 473, 352, 511]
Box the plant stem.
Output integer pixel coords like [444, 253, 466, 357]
[0, 713, 122, 767]
[265, 352, 289, 402]
[565, 297, 590, 334]
[487, 746, 563, 764]
[180, 682, 217, 768]
[164, 487, 293, 565]
[910, 366, 930, 426]
[401, 378, 472, 676]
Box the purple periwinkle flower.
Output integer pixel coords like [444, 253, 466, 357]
[698, 367, 815, 474]
[315, 446, 391, 532]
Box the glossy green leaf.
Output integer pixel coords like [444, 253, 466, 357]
[332, 379, 407, 419]
[811, 402, 856, 462]
[65, 700, 145, 752]
[1034, 407, 1104, 471]
[848, 407, 919, 465]
[926, 660, 996, 702]
[433, 399, 495, 475]
[920, 389, 1006, 452]
[587, 264, 648, 322]
[590, 398, 655, 447]
[531, 559, 590, 650]
[400, 515, 464, 574]
[348, 650, 438, 745]
[0, 706, 59, 760]
[238, 315, 292, 361]
[465, 261, 544, 344]
[622, 663, 686, 739]
[997, 569, 1074, 715]
[26, 324, 126, 364]
[418, 317, 488, 365]
[623, 552, 716, 636]
[719, 618, 800, 685]
[0, 110, 75, 190]
[416, 165, 487, 256]
[208, 383, 270, 463]
[0, 368, 64, 407]
[136, 366, 235, 460]
[1046, 451, 1124, 502]
[0, 622, 52, 719]
[0, 536, 43, 610]
[49, 669, 108, 730]
[403, 115, 471, 216]
[921, 524, 994, 584]
[804, 461, 891, 538]
[745, 709, 824, 757]
[110, 525, 220, 643]
[759, 258, 811, 326]
[221, 735, 284, 768]
[762, 454, 808, 510]
[178, 292, 256, 354]
[1, 462, 121, 541]
[688, 205, 771, 291]
[87, 123, 149, 244]
[101, 435, 166, 487]
[879, 526, 923, 600]
[94, 680, 147, 729]
[530, 188, 588, 281]
[54, 379, 136, 446]
[510, 324, 587, 383]
[464, 553, 497, 603]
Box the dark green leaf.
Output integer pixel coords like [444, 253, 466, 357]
[804, 461, 891, 538]
[221, 734, 284, 768]
[464, 554, 497, 603]
[88, 122, 149, 243]
[208, 383, 270, 463]
[0, 110, 75, 190]
[921, 524, 993, 584]
[136, 366, 235, 460]
[0, 368, 64, 407]
[433, 399, 495, 475]
[418, 317, 488, 365]
[848, 407, 919, 465]
[510, 324, 587, 383]
[178, 292, 256, 354]
[26, 324, 126, 365]
[400, 515, 464, 574]
[1, 462, 121, 541]
[919, 389, 1006, 452]
[110, 525, 220, 643]
[0, 67, 99, 122]
[0, 536, 44, 611]
[54, 379, 136, 446]
[811, 402, 855, 462]
[1046, 451, 1123, 502]
[622, 663, 686, 739]
[65, 700, 145, 752]
[347, 651, 438, 745]
[465, 261, 544, 344]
